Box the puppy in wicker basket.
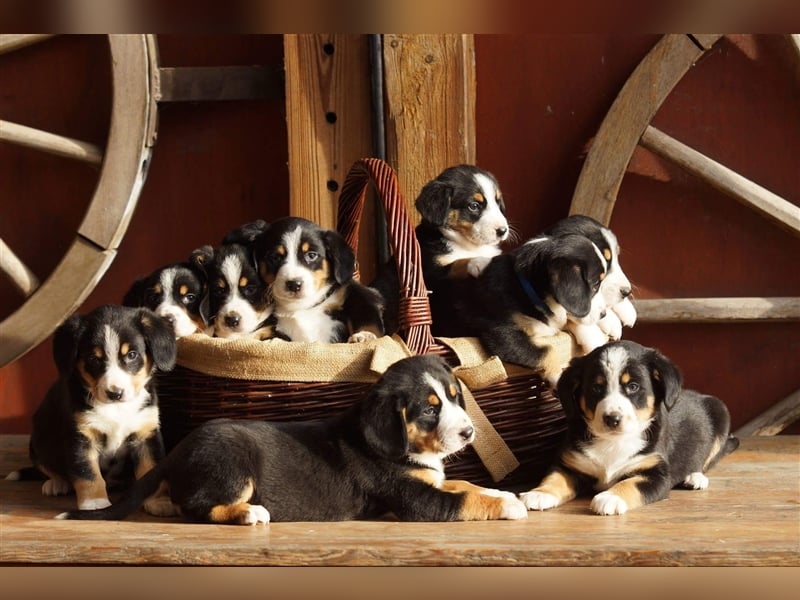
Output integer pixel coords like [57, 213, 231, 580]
[251, 216, 385, 343]
[414, 164, 511, 337]
[56, 354, 528, 524]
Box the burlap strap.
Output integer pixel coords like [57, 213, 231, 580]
[176, 333, 413, 382]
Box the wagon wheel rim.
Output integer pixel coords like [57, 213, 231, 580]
[569, 34, 800, 435]
[0, 34, 159, 367]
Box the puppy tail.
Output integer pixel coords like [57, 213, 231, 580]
[722, 435, 740, 457]
[5, 466, 45, 481]
[55, 464, 166, 521]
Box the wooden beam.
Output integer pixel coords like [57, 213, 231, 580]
[734, 389, 800, 436]
[156, 66, 283, 103]
[0, 238, 40, 296]
[635, 297, 800, 322]
[0, 34, 55, 55]
[383, 34, 476, 225]
[283, 35, 373, 231]
[640, 125, 800, 237]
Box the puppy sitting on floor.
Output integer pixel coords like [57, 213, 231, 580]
[57, 355, 527, 524]
[123, 261, 210, 338]
[414, 164, 511, 336]
[520, 340, 738, 515]
[252, 216, 385, 343]
[6, 305, 177, 514]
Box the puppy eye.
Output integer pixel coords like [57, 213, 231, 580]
[212, 287, 226, 297]
[467, 201, 481, 213]
[87, 355, 104, 368]
[626, 382, 640, 394]
[183, 293, 196, 304]
[422, 406, 437, 417]
[125, 351, 139, 362]
[242, 284, 259, 297]
[304, 251, 319, 263]
[591, 383, 604, 395]
[145, 292, 160, 305]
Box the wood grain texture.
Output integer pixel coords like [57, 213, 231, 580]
[635, 297, 800, 322]
[284, 35, 373, 230]
[383, 34, 476, 225]
[1, 435, 797, 566]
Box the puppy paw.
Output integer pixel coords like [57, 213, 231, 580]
[598, 312, 623, 340]
[498, 495, 529, 520]
[590, 491, 628, 515]
[144, 495, 181, 517]
[573, 324, 609, 353]
[683, 472, 709, 490]
[467, 256, 493, 278]
[78, 497, 112, 510]
[348, 331, 378, 343]
[244, 504, 270, 525]
[613, 298, 637, 328]
[519, 490, 561, 511]
[42, 478, 71, 496]
[479, 487, 517, 500]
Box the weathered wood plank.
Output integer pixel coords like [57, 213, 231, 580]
[0, 34, 55, 55]
[157, 66, 283, 103]
[634, 297, 800, 322]
[735, 389, 800, 436]
[383, 34, 476, 225]
[1, 435, 797, 566]
[284, 34, 373, 231]
[640, 125, 800, 236]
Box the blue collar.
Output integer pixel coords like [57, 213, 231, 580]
[515, 270, 552, 316]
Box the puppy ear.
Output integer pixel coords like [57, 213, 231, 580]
[358, 388, 408, 460]
[122, 277, 146, 307]
[549, 258, 591, 318]
[222, 220, 269, 246]
[322, 230, 355, 285]
[415, 180, 451, 226]
[190, 245, 215, 271]
[136, 308, 177, 372]
[645, 348, 683, 410]
[555, 355, 586, 420]
[52, 314, 85, 377]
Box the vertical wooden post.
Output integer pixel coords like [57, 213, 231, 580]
[283, 34, 373, 230]
[382, 34, 476, 225]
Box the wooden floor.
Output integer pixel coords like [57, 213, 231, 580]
[1, 434, 798, 566]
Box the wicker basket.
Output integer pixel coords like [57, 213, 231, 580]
[157, 158, 571, 489]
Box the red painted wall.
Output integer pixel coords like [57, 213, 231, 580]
[2, 34, 798, 435]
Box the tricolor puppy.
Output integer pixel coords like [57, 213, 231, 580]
[415, 165, 510, 336]
[6, 305, 176, 513]
[520, 341, 738, 516]
[545, 215, 636, 347]
[123, 262, 210, 338]
[191, 241, 272, 340]
[445, 233, 607, 383]
[254, 216, 384, 343]
[57, 355, 527, 524]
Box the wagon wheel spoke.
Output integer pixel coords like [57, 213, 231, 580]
[0, 119, 104, 165]
[0, 34, 56, 56]
[0, 237, 40, 296]
[640, 125, 800, 236]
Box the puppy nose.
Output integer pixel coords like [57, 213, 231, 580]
[106, 388, 124, 402]
[600, 309, 607, 319]
[460, 425, 475, 441]
[603, 412, 622, 429]
[286, 279, 303, 293]
[224, 314, 241, 328]
[495, 226, 508, 238]
[621, 287, 632, 299]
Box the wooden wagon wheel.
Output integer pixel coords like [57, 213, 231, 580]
[570, 34, 800, 434]
[0, 34, 159, 367]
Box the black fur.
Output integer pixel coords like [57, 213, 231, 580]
[12, 305, 176, 510]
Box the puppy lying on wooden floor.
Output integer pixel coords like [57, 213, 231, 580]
[57, 355, 527, 524]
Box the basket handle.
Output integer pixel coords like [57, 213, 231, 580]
[337, 158, 438, 355]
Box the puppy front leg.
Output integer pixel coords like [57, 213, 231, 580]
[70, 447, 110, 510]
[392, 479, 527, 521]
[590, 461, 670, 516]
[519, 468, 578, 511]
